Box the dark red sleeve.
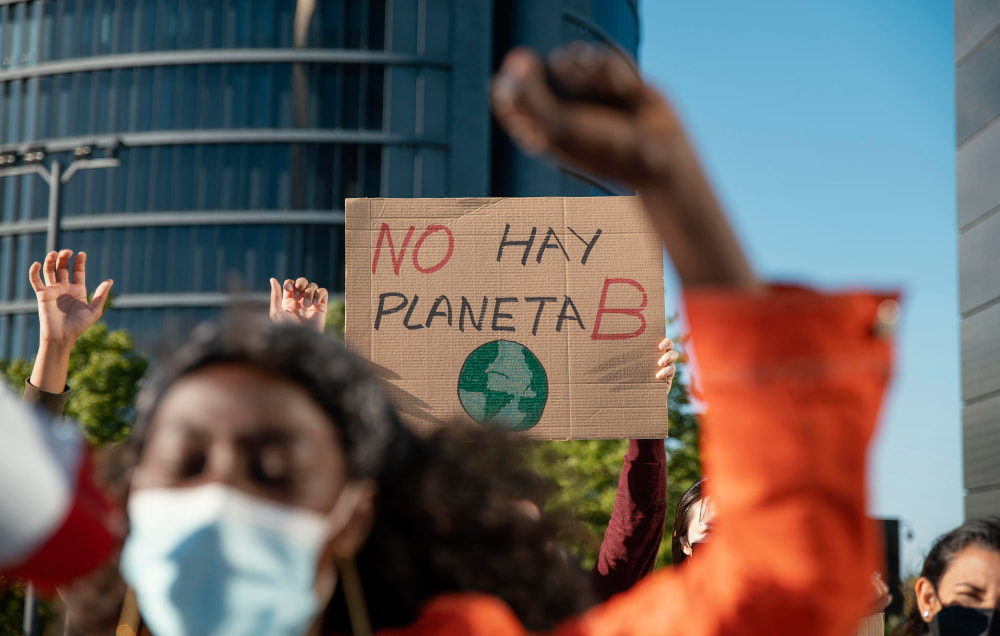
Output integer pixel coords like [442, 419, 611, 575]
[589, 438, 668, 601]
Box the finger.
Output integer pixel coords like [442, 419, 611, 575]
[269, 278, 282, 317]
[88, 280, 113, 317]
[73, 251, 87, 289]
[316, 288, 329, 308]
[880, 594, 893, 611]
[55, 249, 73, 284]
[28, 262, 45, 293]
[656, 365, 676, 382]
[294, 277, 309, 300]
[658, 350, 679, 367]
[492, 48, 562, 156]
[658, 337, 673, 352]
[282, 279, 295, 302]
[42, 251, 58, 286]
[494, 49, 656, 180]
[303, 282, 319, 307]
[547, 42, 643, 109]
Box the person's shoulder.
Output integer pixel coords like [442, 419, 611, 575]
[377, 593, 526, 636]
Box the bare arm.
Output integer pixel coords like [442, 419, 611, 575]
[28, 250, 112, 395]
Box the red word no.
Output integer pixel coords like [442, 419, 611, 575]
[372, 223, 454, 275]
[590, 277, 648, 341]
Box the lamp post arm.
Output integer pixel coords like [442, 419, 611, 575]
[45, 161, 62, 254]
[60, 157, 121, 184]
[0, 163, 51, 184]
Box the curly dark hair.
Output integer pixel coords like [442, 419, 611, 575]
[895, 516, 1000, 635]
[104, 317, 591, 632]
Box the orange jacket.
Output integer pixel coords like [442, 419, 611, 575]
[381, 285, 896, 636]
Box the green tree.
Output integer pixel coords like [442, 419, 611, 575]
[60, 323, 148, 444]
[1, 323, 148, 445]
[0, 578, 58, 636]
[532, 330, 701, 569]
[326, 298, 346, 340]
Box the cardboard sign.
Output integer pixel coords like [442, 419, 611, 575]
[345, 197, 667, 440]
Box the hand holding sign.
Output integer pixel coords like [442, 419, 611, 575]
[347, 196, 667, 439]
[656, 337, 678, 390]
[269, 277, 329, 334]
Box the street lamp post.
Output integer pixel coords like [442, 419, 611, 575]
[0, 146, 122, 253]
[0, 144, 121, 636]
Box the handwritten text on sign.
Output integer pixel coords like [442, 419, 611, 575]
[345, 197, 667, 440]
[371, 223, 648, 340]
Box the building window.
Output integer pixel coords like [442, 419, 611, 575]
[60, 223, 344, 297]
[591, 0, 639, 57]
[10, 63, 386, 144]
[27, 0, 384, 61]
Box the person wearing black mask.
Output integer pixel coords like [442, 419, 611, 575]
[897, 517, 1000, 635]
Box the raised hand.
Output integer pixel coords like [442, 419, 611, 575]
[269, 277, 329, 334]
[28, 250, 112, 393]
[491, 44, 758, 290]
[491, 42, 680, 191]
[656, 337, 678, 392]
[29, 250, 113, 346]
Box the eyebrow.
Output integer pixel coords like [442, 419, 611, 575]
[954, 583, 985, 593]
[151, 420, 210, 440]
[236, 429, 299, 445]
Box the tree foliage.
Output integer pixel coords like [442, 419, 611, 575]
[326, 298, 346, 340]
[0, 323, 148, 445]
[61, 323, 148, 444]
[0, 578, 58, 636]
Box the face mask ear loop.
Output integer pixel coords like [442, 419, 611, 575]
[116, 587, 143, 636]
[335, 556, 372, 636]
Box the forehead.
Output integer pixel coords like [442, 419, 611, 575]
[940, 545, 1000, 590]
[149, 363, 338, 444]
[689, 498, 716, 526]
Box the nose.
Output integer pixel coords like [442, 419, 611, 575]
[204, 441, 241, 487]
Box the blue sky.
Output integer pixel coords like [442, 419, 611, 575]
[639, 0, 960, 572]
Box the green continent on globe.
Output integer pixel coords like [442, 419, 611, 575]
[457, 340, 548, 431]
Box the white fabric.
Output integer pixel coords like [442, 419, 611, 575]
[126, 484, 330, 545]
[0, 385, 81, 566]
[122, 485, 330, 636]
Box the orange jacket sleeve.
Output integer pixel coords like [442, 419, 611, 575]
[384, 286, 896, 636]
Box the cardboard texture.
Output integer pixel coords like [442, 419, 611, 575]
[345, 197, 667, 440]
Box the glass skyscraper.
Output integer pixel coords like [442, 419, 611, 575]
[956, 0, 1000, 518]
[0, 0, 640, 358]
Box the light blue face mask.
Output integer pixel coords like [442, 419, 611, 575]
[120, 484, 338, 636]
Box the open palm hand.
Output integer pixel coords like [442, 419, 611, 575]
[29, 250, 112, 345]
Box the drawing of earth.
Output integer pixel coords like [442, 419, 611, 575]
[458, 340, 548, 431]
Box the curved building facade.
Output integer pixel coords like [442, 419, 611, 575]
[491, 0, 641, 197]
[0, 0, 637, 359]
